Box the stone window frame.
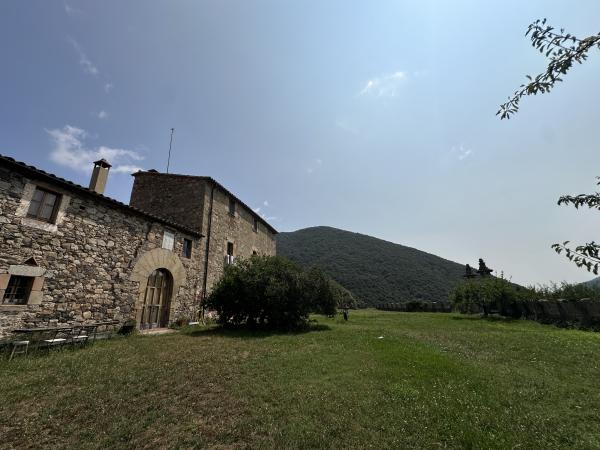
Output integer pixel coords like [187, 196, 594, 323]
[15, 181, 71, 233]
[225, 240, 235, 265]
[26, 186, 61, 223]
[182, 238, 193, 259]
[228, 197, 236, 217]
[2, 275, 34, 305]
[0, 264, 45, 310]
[252, 216, 258, 233]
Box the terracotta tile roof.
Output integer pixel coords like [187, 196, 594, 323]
[0, 154, 202, 238]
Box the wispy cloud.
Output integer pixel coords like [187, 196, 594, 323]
[451, 144, 473, 161]
[46, 125, 144, 174]
[68, 37, 98, 76]
[359, 71, 407, 97]
[104, 83, 113, 93]
[253, 201, 278, 222]
[306, 158, 323, 175]
[97, 110, 108, 119]
[64, 3, 83, 17]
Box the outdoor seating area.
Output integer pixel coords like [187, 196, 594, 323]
[0, 320, 120, 361]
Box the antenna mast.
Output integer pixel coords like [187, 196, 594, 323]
[166, 128, 175, 173]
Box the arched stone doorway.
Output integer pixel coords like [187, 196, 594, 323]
[140, 268, 173, 329]
[130, 248, 187, 330]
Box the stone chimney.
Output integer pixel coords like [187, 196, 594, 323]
[89, 159, 111, 194]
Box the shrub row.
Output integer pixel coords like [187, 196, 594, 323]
[376, 301, 452, 313]
[497, 297, 600, 329]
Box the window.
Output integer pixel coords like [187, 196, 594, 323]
[2, 276, 33, 305]
[182, 238, 192, 258]
[253, 216, 258, 232]
[228, 197, 236, 216]
[27, 187, 60, 223]
[162, 231, 175, 251]
[252, 250, 258, 256]
[225, 241, 234, 265]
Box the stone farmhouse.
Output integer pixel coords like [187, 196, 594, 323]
[0, 154, 276, 336]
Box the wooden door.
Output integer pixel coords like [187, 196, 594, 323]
[140, 269, 172, 329]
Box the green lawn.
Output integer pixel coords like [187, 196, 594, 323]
[2, 310, 600, 449]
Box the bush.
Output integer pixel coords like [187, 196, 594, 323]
[328, 278, 359, 309]
[451, 275, 518, 316]
[205, 256, 339, 330]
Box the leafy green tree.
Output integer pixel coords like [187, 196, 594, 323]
[451, 274, 518, 317]
[205, 255, 338, 330]
[498, 19, 600, 119]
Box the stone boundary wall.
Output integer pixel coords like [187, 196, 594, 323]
[452, 297, 600, 330]
[376, 302, 453, 313]
[504, 298, 600, 329]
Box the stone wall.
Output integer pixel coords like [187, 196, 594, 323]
[509, 298, 600, 329]
[130, 172, 206, 232]
[0, 165, 203, 337]
[200, 184, 277, 294]
[130, 172, 277, 297]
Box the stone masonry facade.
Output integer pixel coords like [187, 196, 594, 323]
[130, 172, 277, 296]
[0, 155, 276, 337]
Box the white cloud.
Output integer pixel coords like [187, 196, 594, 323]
[359, 71, 407, 97]
[451, 144, 473, 161]
[97, 110, 108, 119]
[253, 203, 278, 222]
[111, 164, 143, 174]
[64, 3, 82, 17]
[68, 37, 98, 76]
[46, 125, 144, 174]
[306, 158, 323, 175]
[104, 83, 113, 93]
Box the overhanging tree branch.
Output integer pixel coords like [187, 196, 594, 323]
[498, 18, 600, 119]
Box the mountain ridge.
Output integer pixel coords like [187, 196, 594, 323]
[276, 226, 465, 307]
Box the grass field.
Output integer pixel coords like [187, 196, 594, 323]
[2, 310, 600, 449]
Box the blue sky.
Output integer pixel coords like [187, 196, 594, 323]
[2, 0, 600, 285]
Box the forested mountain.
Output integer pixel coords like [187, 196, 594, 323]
[582, 277, 600, 288]
[276, 226, 465, 307]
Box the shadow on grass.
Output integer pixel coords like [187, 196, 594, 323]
[182, 322, 332, 340]
[451, 315, 518, 323]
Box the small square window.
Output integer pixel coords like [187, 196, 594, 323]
[228, 197, 236, 216]
[253, 217, 258, 232]
[182, 238, 193, 258]
[225, 242, 235, 265]
[2, 276, 33, 305]
[162, 231, 175, 251]
[27, 187, 61, 223]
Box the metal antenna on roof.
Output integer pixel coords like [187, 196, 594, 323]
[166, 128, 175, 173]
